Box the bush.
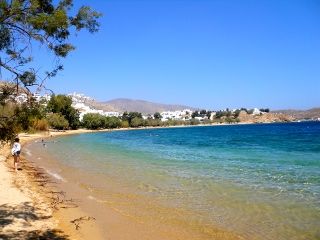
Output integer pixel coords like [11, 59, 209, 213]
[121, 120, 129, 128]
[32, 119, 49, 131]
[130, 117, 144, 128]
[81, 113, 104, 129]
[47, 113, 69, 130]
[105, 116, 121, 129]
[47, 95, 80, 129]
[190, 119, 200, 125]
[146, 119, 161, 127]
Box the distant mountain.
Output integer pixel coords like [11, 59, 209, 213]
[98, 98, 196, 114]
[272, 108, 320, 120]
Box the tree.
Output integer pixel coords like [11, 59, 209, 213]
[0, 0, 100, 141]
[47, 94, 79, 129]
[154, 112, 162, 120]
[130, 117, 144, 128]
[105, 116, 121, 129]
[215, 111, 224, 119]
[122, 111, 142, 125]
[260, 108, 270, 113]
[121, 120, 129, 128]
[191, 111, 199, 119]
[206, 111, 212, 119]
[47, 113, 69, 130]
[233, 109, 241, 118]
[81, 113, 104, 130]
[200, 109, 207, 115]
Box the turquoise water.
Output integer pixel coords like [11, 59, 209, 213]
[31, 122, 320, 239]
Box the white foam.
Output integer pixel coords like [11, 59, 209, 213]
[87, 195, 98, 201]
[25, 149, 32, 156]
[46, 169, 66, 182]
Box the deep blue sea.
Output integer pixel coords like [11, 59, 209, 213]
[28, 122, 320, 239]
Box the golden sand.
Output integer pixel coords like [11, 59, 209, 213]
[1, 129, 244, 240]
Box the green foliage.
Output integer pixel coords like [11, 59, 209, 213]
[47, 95, 80, 129]
[82, 113, 104, 130]
[0, 101, 46, 140]
[215, 111, 224, 119]
[200, 109, 207, 115]
[0, 0, 100, 141]
[145, 119, 161, 127]
[190, 118, 200, 125]
[122, 112, 142, 124]
[32, 118, 49, 131]
[121, 120, 129, 128]
[47, 113, 69, 130]
[130, 117, 144, 128]
[153, 112, 162, 120]
[81, 114, 122, 130]
[0, 103, 18, 142]
[121, 112, 143, 126]
[247, 109, 254, 114]
[233, 109, 241, 118]
[104, 116, 121, 129]
[191, 111, 199, 118]
[260, 108, 270, 113]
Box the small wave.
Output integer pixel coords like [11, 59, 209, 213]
[24, 149, 32, 156]
[46, 169, 66, 182]
[87, 195, 98, 201]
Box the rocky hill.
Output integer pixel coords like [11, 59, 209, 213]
[237, 111, 294, 123]
[272, 108, 320, 120]
[98, 98, 196, 114]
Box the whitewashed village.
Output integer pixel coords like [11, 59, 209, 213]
[14, 92, 270, 123]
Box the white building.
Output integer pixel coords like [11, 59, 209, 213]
[252, 108, 261, 115]
[160, 109, 192, 121]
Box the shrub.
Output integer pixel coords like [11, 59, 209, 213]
[121, 120, 129, 128]
[32, 119, 49, 131]
[130, 117, 144, 128]
[105, 116, 121, 129]
[47, 113, 69, 130]
[81, 113, 104, 129]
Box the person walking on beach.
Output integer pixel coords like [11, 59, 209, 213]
[11, 137, 21, 171]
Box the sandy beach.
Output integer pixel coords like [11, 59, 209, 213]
[0, 127, 244, 240]
[0, 129, 106, 240]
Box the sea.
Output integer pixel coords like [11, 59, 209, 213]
[26, 122, 320, 240]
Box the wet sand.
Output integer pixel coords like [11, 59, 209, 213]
[1, 129, 244, 240]
[0, 130, 105, 239]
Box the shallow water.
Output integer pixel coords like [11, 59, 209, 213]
[26, 122, 320, 239]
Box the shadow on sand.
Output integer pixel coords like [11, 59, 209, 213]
[0, 202, 70, 240]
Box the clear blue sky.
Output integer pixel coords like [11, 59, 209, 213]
[45, 0, 319, 110]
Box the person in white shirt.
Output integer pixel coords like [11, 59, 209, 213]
[11, 137, 21, 171]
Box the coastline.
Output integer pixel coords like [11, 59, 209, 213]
[0, 129, 106, 240]
[1, 121, 310, 239]
[1, 126, 244, 240]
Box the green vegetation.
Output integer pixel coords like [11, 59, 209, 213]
[47, 95, 80, 129]
[47, 113, 69, 130]
[0, 0, 101, 142]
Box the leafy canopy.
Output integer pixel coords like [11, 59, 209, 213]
[0, 0, 100, 141]
[0, 0, 101, 95]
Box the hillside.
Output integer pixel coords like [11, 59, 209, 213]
[99, 98, 196, 114]
[272, 108, 320, 120]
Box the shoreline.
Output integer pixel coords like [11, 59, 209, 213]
[0, 121, 313, 239]
[23, 129, 245, 240]
[0, 129, 107, 240]
[1, 126, 243, 240]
